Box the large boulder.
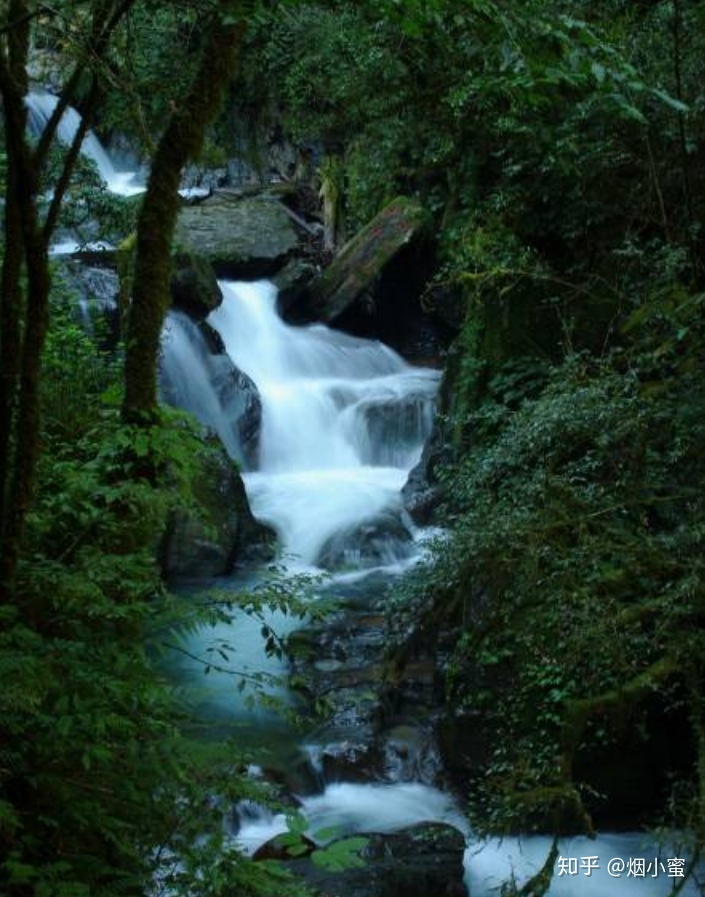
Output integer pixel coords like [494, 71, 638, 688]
[316, 511, 414, 572]
[160, 436, 273, 581]
[296, 196, 427, 324]
[174, 193, 300, 279]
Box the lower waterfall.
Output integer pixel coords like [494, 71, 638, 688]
[206, 279, 440, 573]
[162, 281, 700, 897]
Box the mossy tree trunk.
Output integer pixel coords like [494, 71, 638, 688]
[122, 6, 246, 425]
[0, 0, 33, 599]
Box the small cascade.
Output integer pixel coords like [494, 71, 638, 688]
[26, 90, 209, 203]
[233, 780, 701, 896]
[207, 280, 440, 571]
[26, 90, 145, 196]
[233, 781, 468, 856]
[160, 312, 260, 466]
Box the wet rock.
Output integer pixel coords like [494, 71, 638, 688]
[402, 452, 441, 525]
[282, 823, 468, 897]
[159, 312, 262, 468]
[208, 358, 262, 469]
[287, 590, 446, 791]
[380, 725, 444, 786]
[318, 741, 384, 785]
[216, 365, 262, 468]
[273, 256, 318, 310]
[253, 832, 316, 862]
[55, 261, 121, 344]
[360, 400, 438, 468]
[402, 406, 449, 525]
[316, 512, 414, 571]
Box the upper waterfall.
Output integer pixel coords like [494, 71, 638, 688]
[206, 280, 440, 571]
[26, 90, 145, 197]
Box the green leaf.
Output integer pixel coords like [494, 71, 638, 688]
[591, 62, 606, 84]
[312, 836, 368, 871]
[651, 87, 689, 114]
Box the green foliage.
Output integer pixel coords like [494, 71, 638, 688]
[2, 318, 313, 896]
[398, 295, 705, 836]
[41, 275, 121, 440]
[2, 4, 313, 895]
[243, 0, 705, 303]
[267, 814, 367, 871]
[41, 149, 139, 243]
[310, 836, 367, 872]
[97, 6, 205, 149]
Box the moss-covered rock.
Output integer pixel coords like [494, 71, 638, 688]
[272, 256, 318, 311]
[174, 193, 300, 278]
[160, 436, 273, 581]
[170, 252, 223, 320]
[281, 823, 467, 897]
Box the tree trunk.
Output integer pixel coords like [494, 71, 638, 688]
[122, 9, 246, 424]
[0, 0, 38, 597]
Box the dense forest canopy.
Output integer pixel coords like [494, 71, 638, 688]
[1, 0, 705, 894]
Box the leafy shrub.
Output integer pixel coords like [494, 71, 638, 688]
[397, 309, 705, 836]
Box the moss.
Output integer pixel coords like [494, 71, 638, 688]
[170, 252, 222, 320]
[562, 655, 679, 767]
[160, 435, 273, 580]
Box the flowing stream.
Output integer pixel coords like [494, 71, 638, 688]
[162, 281, 702, 895]
[209, 280, 439, 572]
[161, 280, 440, 732]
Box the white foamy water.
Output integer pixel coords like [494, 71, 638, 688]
[160, 283, 702, 897]
[234, 781, 468, 856]
[207, 280, 440, 570]
[235, 782, 701, 897]
[466, 831, 701, 896]
[26, 91, 145, 197]
[160, 311, 244, 463]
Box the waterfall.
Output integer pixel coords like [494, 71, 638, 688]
[234, 782, 468, 855]
[163, 283, 703, 896]
[26, 90, 209, 202]
[206, 280, 440, 572]
[26, 90, 145, 197]
[160, 311, 259, 467]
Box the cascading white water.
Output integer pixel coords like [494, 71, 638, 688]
[234, 788, 700, 896]
[234, 782, 468, 855]
[160, 312, 245, 463]
[26, 90, 210, 205]
[207, 280, 440, 572]
[162, 279, 439, 725]
[26, 90, 145, 196]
